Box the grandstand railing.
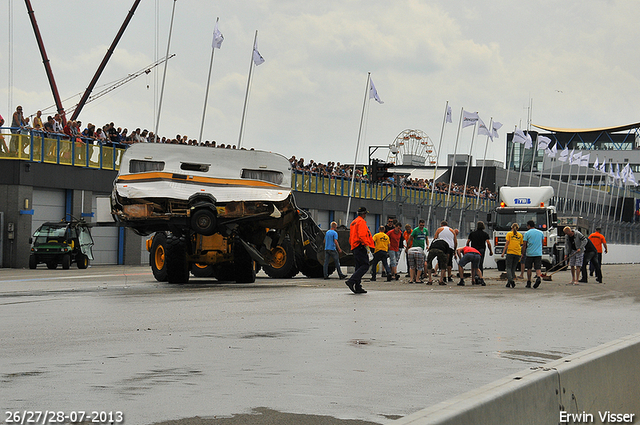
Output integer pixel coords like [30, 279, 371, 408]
[0, 128, 126, 170]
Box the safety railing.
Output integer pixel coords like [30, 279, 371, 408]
[291, 170, 497, 212]
[0, 128, 126, 171]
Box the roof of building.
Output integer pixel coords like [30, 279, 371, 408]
[532, 122, 640, 133]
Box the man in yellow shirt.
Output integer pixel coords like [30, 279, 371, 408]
[371, 226, 392, 282]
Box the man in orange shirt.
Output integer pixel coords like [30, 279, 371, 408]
[588, 227, 608, 277]
[346, 207, 375, 294]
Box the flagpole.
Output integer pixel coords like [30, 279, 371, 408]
[578, 156, 590, 214]
[238, 30, 258, 149]
[526, 134, 538, 186]
[593, 158, 605, 220]
[427, 101, 449, 231]
[153, 0, 177, 143]
[198, 17, 219, 144]
[346, 73, 371, 221]
[476, 118, 492, 209]
[563, 151, 575, 213]
[458, 122, 477, 231]
[446, 108, 464, 217]
[516, 128, 525, 187]
[587, 159, 597, 217]
[505, 126, 515, 186]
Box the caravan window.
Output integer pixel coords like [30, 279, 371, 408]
[241, 169, 284, 185]
[129, 160, 165, 173]
[181, 163, 210, 172]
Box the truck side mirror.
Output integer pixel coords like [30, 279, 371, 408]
[29, 237, 33, 244]
[486, 213, 492, 224]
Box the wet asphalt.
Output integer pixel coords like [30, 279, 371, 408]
[1, 264, 640, 425]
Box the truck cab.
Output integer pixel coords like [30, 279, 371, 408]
[490, 186, 558, 271]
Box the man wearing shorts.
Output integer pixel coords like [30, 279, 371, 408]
[426, 238, 449, 285]
[522, 220, 544, 288]
[434, 221, 457, 282]
[563, 226, 588, 285]
[407, 220, 428, 283]
[455, 246, 484, 286]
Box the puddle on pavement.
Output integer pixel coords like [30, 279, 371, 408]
[149, 407, 384, 425]
[498, 349, 566, 364]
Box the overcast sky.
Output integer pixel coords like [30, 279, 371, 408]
[3, 0, 639, 165]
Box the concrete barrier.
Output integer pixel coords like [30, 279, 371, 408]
[390, 333, 640, 425]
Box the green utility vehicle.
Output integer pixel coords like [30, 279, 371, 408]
[29, 219, 95, 270]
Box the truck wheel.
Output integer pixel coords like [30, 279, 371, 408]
[191, 263, 215, 277]
[496, 260, 506, 271]
[166, 235, 190, 284]
[234, 240, 256, 283]
[214, 264, 235, 282]
[76, 254, 89, 269]
[62, 254, 71, 270]
[150, 233, 168, 282]
[298, 258, 329, 278]
[263, 241, 298, 278]
[191, 208, 217, 236]
[29, 255, 38, 269]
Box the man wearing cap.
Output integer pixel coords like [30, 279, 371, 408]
[346, 207, 375, 294]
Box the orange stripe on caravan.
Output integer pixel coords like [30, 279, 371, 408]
[117, 172, 282, 188]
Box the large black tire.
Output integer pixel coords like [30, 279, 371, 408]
[76, 253, 89, 269]
[234, 240, 256, 283]
[298, 258, 330, 278]
[29, 255, 37, 269]
[150, 233, 168, 282]
[191, 263, 215, 277]
[214, 264, 235, 282]
[263, 240, 298, 278]
[190, 208, 217, 236]
[61, 254, 71, 270]
[166, 234, 190, 284]
[496, 260, 506, 272]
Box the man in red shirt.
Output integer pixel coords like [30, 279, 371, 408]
[386, 222, 403, 280]
[346, 207, 375, 294]
[455, 246, 485, 286]
[588, 227, 608, 277]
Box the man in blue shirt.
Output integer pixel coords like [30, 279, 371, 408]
[522, 220, 544, 288]
[324, 221, 347, 279]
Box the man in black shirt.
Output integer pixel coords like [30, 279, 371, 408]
[466, 221, 493, 275]
[579, 239, 603, 283]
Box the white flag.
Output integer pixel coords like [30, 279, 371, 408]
[570, 150, 581, 165]
[615, 163, 621, 180]
[628, 169, 638, 186]
[491, 121, 503, 140]
[477, 117, 490, 137]
[593, 156, 599, 171]
[446, 106, 452, 123]
[558, 147, 569, 162]
[537, 135, 551, 150]
[252, 37, 265, 66]
[599, 160, 606, 173]
[608, 161, 616, 178]
[580, 153, 590, 167]
[524, 133, 533, 149]
[462, 110, 479, 128]
[621, 163, 630, 182]
[369, 77, 384, 104]
[546, 144, 557, 158]
[212, 21, 224, 49]
[513, 128, 527, 144]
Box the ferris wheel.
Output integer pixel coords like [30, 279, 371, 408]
[386, 129, 438, 166]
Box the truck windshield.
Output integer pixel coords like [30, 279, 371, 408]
[495, 211, 548, 231]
